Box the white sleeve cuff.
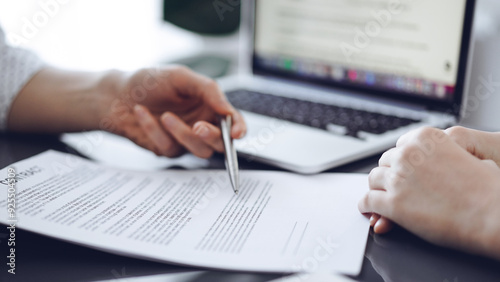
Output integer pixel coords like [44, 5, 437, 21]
[0, 27, 45, 131]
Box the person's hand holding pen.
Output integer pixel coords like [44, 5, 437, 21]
[111, 65, 247, 158]
[9, 65, 247, 158]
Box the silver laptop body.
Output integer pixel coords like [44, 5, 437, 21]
[219, 0, 476, 174]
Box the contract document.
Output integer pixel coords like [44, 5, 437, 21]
[0, 151, 369, 275]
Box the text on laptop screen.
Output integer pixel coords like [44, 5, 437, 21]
[254, 0, 468, 102]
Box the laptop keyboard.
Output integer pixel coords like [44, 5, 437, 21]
[226, 90, 421, 138]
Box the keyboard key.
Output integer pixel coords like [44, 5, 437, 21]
[226, 90, 420, 139]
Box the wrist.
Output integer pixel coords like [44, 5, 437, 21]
[93, 70, 127, 131]
[474, 173, 500, 260]
[478, 214, 500, 260]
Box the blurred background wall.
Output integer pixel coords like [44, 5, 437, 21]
[461, 0, 500, 131]
[0, 0, 240, 72]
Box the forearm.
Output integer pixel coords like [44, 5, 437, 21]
[7, 67, 122, 133]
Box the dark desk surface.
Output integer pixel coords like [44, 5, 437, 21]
[0, 133, 499, 282]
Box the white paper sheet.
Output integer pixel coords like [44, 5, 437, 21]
[0, 151, 369, 275]
[61, 131, 210, 170]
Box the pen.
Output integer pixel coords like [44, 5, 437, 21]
[220, 115, 239, 194]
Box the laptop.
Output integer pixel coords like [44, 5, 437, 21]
[218, 0, 476, 174]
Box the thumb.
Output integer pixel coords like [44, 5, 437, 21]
[445, 126, 500, 166]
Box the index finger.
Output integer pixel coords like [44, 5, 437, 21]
[169, 66, 233, 113]
[169, 66, 247, 139]
[193, 80, 247, 139]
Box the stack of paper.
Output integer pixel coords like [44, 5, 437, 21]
[0, 151, 368, 275]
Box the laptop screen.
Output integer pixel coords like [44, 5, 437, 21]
[253, 0, 475, 115]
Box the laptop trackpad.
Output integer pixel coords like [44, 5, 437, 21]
[234, 112, 366, 171]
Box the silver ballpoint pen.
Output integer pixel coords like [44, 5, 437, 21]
[220, 115, 239, 194]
